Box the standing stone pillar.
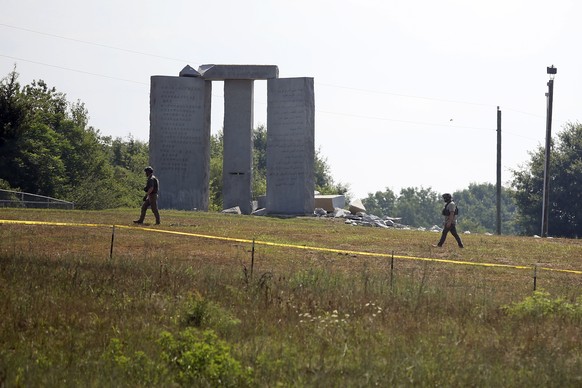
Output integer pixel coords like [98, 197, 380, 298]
[222, 80, 254, 214]
[149, 75, 212, 210]
[266, 77, 315, 214]
[199, 64, 279, 214]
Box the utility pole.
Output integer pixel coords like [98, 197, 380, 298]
[496, 106, 502, 235]
[541, 65, 557, 238]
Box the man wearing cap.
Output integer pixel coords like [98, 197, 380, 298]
[435, 193, 463, 248]
[134, 166, 160, 225]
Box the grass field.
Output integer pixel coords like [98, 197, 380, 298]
[1, 208, 582, 387]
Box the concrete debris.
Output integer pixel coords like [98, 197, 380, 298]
[348, 198, 366, 214]
[251, 208, 267, 216]
[314, 195, 345, 212]
[312, 208, 474, 234]
[314, 208, 327, 217]
[222, 206, 241, 214]
[318, 207, 409, 229]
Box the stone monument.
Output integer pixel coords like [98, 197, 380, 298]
[149, 65, 314, 215]
[200, 65, 278, 214]
[266, 77, 315, 214]
[149, 74, 211, 210]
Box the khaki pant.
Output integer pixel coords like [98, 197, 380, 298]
[137, 194, 160, 224]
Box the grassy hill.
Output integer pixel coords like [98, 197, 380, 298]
[1, 208, 582, 386]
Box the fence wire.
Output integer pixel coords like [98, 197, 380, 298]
[0, 189, 74, 209]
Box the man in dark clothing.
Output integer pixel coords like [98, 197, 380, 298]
[134, 166, 160, 225]
[435, 193, 464, 248]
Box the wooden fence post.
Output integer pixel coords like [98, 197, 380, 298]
[110, 225, 115, 259]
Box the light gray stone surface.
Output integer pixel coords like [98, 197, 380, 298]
[348, 198, 366, 214]
[149, 75, 211, 210]
[266, 77, 315, 214]
[221, 206, 242, 214]
[251, 208, 267, 216]
[222, 80, 254, 214]
[314, 195, 345, 212]
[198, 64, 279, 80]
[150, 65, 316, 215]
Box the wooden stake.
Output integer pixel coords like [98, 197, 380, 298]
[251, 239, 255, 280]
[390, 251, 394, 291]
[110, 225, 115, 259]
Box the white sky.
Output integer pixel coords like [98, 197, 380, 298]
[1, 0, 580, 200]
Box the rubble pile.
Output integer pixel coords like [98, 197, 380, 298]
[314, 207, 420, 230]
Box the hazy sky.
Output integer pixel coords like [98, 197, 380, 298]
[1, 0, 580, 200]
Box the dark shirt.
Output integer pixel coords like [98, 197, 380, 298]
[146, 175, 159, 194]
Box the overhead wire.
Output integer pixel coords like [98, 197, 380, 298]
[0, 54, 148, 85]
[0, 22, 550, 138]
[316, 82, 496, 108]
[2, 50, 503, 134]
[0, 22, 195, 64]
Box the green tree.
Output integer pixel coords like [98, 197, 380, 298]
[361, 188, 397, 217]
[76, 134, 149, 210]
[0, 68, 147, 209]
[0, 75, 69, 197]
[208, 126, 348, 210]
[360, 184, 520, 233]
[0, 67, 26, 147]
[314, 148, 350, 198]
[453, 183, 520, 234]
[394, 187, 441, 228]
[209, 131, 224, 211]
[252, 125, 267, 197]
[512, 122, 582, 237]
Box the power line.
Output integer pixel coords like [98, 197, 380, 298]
[0, 54, 148, 85]
[316, 82, 495, 108]
[0, 22, 516, 112]
[1, 53, 496, 131]
[503, 106, 544, 119]
[0, 23, 550, 137]
[317, 109, 495, 132]
[0, 22, 195, 64]
[0, 54, 549, 141]
[0, 53, 523, 135]
[1, 22, 558, 122]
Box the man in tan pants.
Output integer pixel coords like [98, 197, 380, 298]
[134, 166, 160, 225]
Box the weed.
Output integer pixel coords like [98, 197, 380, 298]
[180, 293, 241, 336]
[159, 328, 253, 387]
[503, 290, 582, 321]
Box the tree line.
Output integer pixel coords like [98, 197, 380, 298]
[361, 184, 519, 234]
[361, 121, 582, 238]
[0, 69, 345, 212]
[1, 69, 580, 237]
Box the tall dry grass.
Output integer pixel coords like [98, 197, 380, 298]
[1, 208, 582, 386]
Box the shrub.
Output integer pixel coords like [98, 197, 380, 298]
[180, 293, 241, 336]
[159, 328, 253, 387]
[503, 290, 582, 320]
[102, 338, 168, 386]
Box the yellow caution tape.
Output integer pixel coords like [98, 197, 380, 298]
[2, 219, 581, 275]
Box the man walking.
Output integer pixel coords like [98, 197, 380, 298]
[134, 166, 160, 225]
[435, 193, 463, 248]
